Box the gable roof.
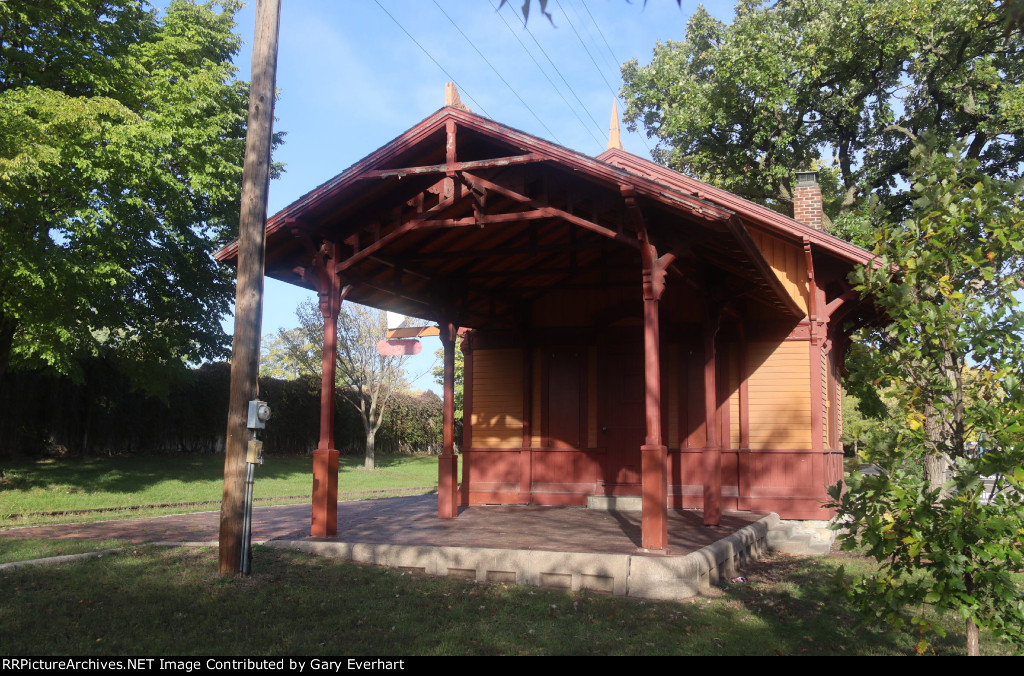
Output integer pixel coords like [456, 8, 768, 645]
[217, 107, 875, 328]
[596, 147, 876, 266]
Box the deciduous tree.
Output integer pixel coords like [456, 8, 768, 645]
[830, 137, 1024, 656]
[620, 0, 1024, 222]
[277, 300, 409, 470]
[0, 0, 266, 392]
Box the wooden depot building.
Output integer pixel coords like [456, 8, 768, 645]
[217, 87, 878, 551]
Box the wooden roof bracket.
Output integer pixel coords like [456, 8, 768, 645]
[803, 236, 828, 345]
[724, 216, 804, 318]
[334, 183, 472, 274]
[459, 172, 639, 247]
[824, 288, 859, 320]
[286, 220, 347, 298]
[362, 153, 546, 180]
[622, 184, 676, 300]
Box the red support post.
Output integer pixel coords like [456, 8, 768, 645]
[640, 258, 668, 551]
[438, 321, 459, 518]
[703, 311, 722, 526]
[312, 253, 341, 537]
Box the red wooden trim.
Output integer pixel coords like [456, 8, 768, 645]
[362, 153, 546, 179]
[518, 448, 532, 505]
[418, 208, 607, 228]
[459, 335, 474, 506]
[598, 147, 877, 266]
[333, 183, 469, 273]
[803, 238, 818, 324]
[676, 345, 689, 451]
[521, 346, 533, 504]
[806, 247, 826, 502]
[522, 346, 533, 449]
[438, 321, 458, 518]
[217, 108, 874, 273]
[641, 290, 668, 551]
[578, 352, 589, 455]
[824, 288, 858, 318]
[311, 448, 339, 537]
[317, 255, 341, 451]
[718, 343, 730, 449]
[703, 311, 722, 526]
[539, 349, 548, 447]
[460, 173, 641, 248]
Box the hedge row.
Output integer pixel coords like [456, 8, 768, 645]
[0, 360, 444, 458]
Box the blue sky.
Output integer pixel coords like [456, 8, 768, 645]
[218, 0, 737, 390]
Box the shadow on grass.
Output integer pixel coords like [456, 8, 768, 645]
[720, 551, 969, 656]
[0, 545, 986, 656]
[0, 453, 438, 498]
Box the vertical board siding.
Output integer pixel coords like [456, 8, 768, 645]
[821, 347, 828, 447]
[749, 230, 809, 315]
[685, 349, 707, 448]
[532, 286, 636, 327]
[667, 344, 679, 448]
[531, 348, 543, 448]
[747, 340, 812, 449]
[588, 346, 599, 448]
[471, 348, 524, 448]
[728, 349, 740, 448]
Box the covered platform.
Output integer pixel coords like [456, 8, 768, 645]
[216, 87, 878, 553]
[0, 495, 788, 599]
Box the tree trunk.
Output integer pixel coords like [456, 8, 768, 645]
[365, 427, 375, 471]
[0, 315, 16, 387]
[924, 452, 952, 494]
[966, 617, 980, 656]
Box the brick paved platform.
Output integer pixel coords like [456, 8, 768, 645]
[1, 495, 778, 599]
[0, 494, 760, 553]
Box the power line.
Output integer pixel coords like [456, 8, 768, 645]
[514, 5, 607, 146]
[575, 0, 622, 73]
[372, 0, 491, 118]
[555, 0, 619, 101]
[489, 0, 604, 148]
[431, 0, 562, 144]
[554, 0, 652, 155]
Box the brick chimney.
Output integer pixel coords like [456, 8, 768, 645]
[793, 171, 824, 231]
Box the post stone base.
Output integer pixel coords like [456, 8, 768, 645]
[312, 448, 339, 537]
[438, 453, 459, 518]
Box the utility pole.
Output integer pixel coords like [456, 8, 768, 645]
[219, 0, 282, 577]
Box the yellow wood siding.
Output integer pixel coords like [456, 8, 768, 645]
[749, 230, 809, 315]
[747, 340, 812, 449]
[471, 348, 524, 448]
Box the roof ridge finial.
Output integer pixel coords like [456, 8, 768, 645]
[607, 98, 623, 151]
[444, 82, 471, 112]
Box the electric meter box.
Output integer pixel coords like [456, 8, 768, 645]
[247, 400, 271, 429]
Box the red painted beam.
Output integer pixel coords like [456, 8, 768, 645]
[362, 153, 546, 179]
[438, 322, 459, 519]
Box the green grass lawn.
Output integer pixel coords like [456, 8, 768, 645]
[0, 538, 128, 565]
[0, 453, 440, 526]
[1, 453, 1019, 655]
[0, 545, 1014, 656]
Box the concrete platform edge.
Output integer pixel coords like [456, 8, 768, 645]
[265, 512, 780, 601]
